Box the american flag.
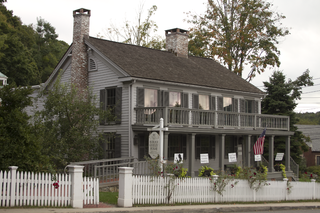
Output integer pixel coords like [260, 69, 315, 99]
[253, 128, 266, 155]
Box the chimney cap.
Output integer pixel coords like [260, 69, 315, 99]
[165, 28, 189, 35]
[73, 8, 91, 16]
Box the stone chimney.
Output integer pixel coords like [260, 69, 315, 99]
[165, 28, 189, 58]
[71, 8, 90, 92]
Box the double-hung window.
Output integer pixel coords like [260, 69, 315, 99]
[100, 133, 121, 159]
[144, 88, 158, 107]
[100, 87, 122, 124]
[169, 92, 181, 107]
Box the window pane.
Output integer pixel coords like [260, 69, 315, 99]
[169, 92, 181, 107]
[223, 97, 232, 111]
[199, 95, 209, 110]
[144, 89, 158, 107]
[245, 100, 253, 113]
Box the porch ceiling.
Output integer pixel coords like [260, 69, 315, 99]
[132, 125, 294, 136]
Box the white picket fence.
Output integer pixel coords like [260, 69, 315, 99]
[0, 166, 99, 207]
[132, 175, 320, 204]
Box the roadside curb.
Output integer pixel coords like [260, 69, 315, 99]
[2, 203, 320, 213]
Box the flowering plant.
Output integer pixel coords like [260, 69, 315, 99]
[53, 180, 59, 189]
[52, 174, 59, 189]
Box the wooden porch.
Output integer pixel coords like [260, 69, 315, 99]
[135, 107, 290, 131]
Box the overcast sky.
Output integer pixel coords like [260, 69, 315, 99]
[4, 0, 320, 113]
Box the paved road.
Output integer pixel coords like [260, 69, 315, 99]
[1, 202, 320, 213]
[241, 210, 320, 213]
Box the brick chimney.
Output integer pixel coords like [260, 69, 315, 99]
[71, 8, 91, 92]
[165, 28, 189, 58]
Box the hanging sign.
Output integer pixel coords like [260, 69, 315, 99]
[148, 132, 160, 159]
[275, 153, 284, 161]
[174, 153, 183, 164]
[200, 154, 209, 164]
[228, 153, 237, 163]
[255, 154, 262, 161]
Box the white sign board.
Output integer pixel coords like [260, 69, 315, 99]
[255, 154, 262, 161]
[200, 154, 209, 164]
[148, 132, 160, 159]
[275, 153, 284, 161]
[228, 153, 237, 163]
[174, 153, 183, 164]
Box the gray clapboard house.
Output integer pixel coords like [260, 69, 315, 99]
[31, 8, 295, 177]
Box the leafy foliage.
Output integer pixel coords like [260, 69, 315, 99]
[187, 0, 289, 81]
[0, 83, 50, 172]
[103, 5, 165, 50]
[261, 70, 313, 164]
[0, 3, 68, 86]
[296, 112, 320, 125]
[35, 77, 112, 170]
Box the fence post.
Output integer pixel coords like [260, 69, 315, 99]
[9, 166, 18, 207]
[283, 178, 288, 201]
[68, 165, 84, 208]
[311, 179, 316, 200]
[118, 167, 134, 207]
[213, 175, 219, 203]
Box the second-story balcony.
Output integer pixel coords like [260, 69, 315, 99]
[135, 107, 290, 131]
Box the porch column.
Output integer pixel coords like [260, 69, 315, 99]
[219, 134, 226, 171]
[245, 135, 251, 168]
[188, 133, 196, 177]
[268, 135, 275, 172]
[285, 136, 291, 171]
[164, 132, 169, 160]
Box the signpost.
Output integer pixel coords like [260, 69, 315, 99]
[148, 132, 160, 159]
[255, 154, 262, 161]
[147, 118, 169, 170]
[275, 153, 284, 161]
[174, 153, 183, 164]
[200, 154, 209, 164]
[228, 153, 237, 163]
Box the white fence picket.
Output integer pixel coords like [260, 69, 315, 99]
[132, 175, 320, 205]
[0, 167, 99, 207]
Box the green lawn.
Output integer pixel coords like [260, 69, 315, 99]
[99, 191, 118, 205]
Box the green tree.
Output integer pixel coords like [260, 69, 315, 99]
[36, 77, 114, 170]
[103, 4, 165, 50]
[0, 3, 40, 86]
[187, 0, 289, 81]
[33, 18, 69, 83]
[0, 83, 50, 172]
[261, 70, 313, 164]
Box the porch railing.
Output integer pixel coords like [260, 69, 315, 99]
[135, 107, 289, 131]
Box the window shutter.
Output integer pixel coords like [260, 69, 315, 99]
[163, 91, 169, 107]
[100, 89, 106, 125]
[137, 88, 144, 107]
[115, 87, 122, 124]
[195, 136, 200, 159]
[209, 96, 216, 111]
[192, 94, 199, 109]
[240, 99, 245, 113]
[114, 134, 121, 158]
[233, 98, 238, 112]
[210, 135, 215, 159]
[217, 96, 223, 111]
[182, 93, 188, 108]
[254, 101, 259, 113]
[158, 90, 162, 106]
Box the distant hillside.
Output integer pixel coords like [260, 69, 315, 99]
[296, 112, 320, 125]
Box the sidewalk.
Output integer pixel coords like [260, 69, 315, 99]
[1, 202, 320, 213]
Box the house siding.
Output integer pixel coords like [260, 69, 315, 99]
[88, 52, 130, 157]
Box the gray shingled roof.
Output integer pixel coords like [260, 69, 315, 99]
[86, 37, 264, 95]
[296, 125, 320, 151]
